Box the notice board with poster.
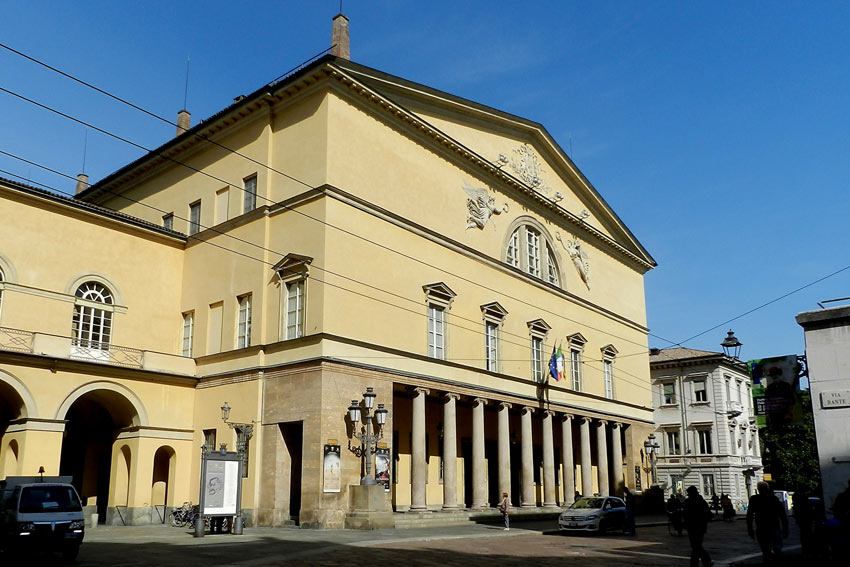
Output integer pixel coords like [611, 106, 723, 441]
[323, 442, 341, 493]
[748, 355, 804, 427]
[200, 450, 242, 516]
[375, 445, 390, 492]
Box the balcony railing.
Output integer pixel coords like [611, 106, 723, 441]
[0, 326, 194, 376]
[70, 341, 144, 368]
[0, 326, 35, 353]
[727, 401, 743, 416]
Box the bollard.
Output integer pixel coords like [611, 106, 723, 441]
[193, 515, 205, 538]
[233, 516, 243, 535]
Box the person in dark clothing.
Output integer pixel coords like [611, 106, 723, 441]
[711, 493, 720, 516]
[683, 485, 713, 567]
[792, 489, 815, 557]
[667, 492, 684, 535]
[623, 486, 636, 535]
[747, 481, 789, 563]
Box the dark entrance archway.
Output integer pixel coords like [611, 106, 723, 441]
[0, 379, 26, 477]
[59, 390, 139, 523]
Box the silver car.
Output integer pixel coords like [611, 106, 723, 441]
[558, 496, 627, 534]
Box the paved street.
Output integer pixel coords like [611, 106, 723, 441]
[6, 517, 804, 567]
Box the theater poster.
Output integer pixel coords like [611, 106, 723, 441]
[323, 443, 341, 493]
[375, 446, 391, 492]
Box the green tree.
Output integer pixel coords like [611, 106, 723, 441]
[759, 390, 820, 492]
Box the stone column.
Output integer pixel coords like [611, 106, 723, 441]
[520, 407, 535, 507]
[580, 416, 592, 496]
[410, 387, 429, 511]
[561, 414, 576, 505]
[611, 422, 624, 495]
[752, 427, 761, 457]
[472, 398, 488, 509]
[596, 420, 609, 496]
[541, 410, 556, 507]
[442, 393, 460, 510]
[498, 402, 512, 501]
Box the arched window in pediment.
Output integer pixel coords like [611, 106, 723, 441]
[504, 221, 561, 287]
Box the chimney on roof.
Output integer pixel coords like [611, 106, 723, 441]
[176, 109, 191, 137]
[330, 13, 350, 59]
[74, 173, 89, 195]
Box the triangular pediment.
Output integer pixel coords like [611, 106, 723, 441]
[422, 282, 457, 303]
[272, 253, 313, 276]
[480, 301, 508, 320]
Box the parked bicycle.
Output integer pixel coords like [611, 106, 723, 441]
[169, 502, 200, 527]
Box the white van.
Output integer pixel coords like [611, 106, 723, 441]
[0, 476, 85, 561]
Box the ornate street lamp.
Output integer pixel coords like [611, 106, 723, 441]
[349, 387, 388, 486]
[643, 433, 660, 486]
[219, 401, 254, 535]
[721, 330, 743, 360]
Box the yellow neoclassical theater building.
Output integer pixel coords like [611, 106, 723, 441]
[0, 19, 656, 528]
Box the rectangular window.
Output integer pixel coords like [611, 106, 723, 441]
[243, 175, 257, 213]
[215, 187, 229, 224]
[428, 304, 445, 359]
[663, 383, 676, 405]
[181, 311, 194, 357]
[189, 201, 201, 236]
[702, 474, 716, 497]
[697, 429, 713, 453]
[694, 380, 708, 402]
[237, 294, 252, 349]
[162, 213, 173, 230]
[485, 320, 499, 371]
[285, 280, 305, 340]
[531, 336, 543, 382]
[570, 348, 582, 391]
[666, 430, 681, 455]
[203, 429, 217, 452]
[526, 229, 540, 277]
[603, 359, 614, 398]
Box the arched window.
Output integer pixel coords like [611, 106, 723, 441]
[71, 282, 114, 351]
[505, 224, 560, 286]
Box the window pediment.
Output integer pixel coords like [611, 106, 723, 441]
[480, 301, 508, 322]
[423, 282, 457, 307]
[273, 253, 312, 281]
[527, 318, 551, 338]
[567, 332, 587, 347]
[600, 344, 618, 358]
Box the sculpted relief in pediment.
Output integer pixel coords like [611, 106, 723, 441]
[464, 183, 509, 230]
[510, 144, 552, 197]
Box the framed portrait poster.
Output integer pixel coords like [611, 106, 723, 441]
[323, 443, 341, 493]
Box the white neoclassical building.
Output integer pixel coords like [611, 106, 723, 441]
[649, 346, 762, 505]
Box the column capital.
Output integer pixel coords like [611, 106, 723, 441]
[473, 397, 488, 407]
[499, 401, 512, 410]
[521, 406, 536, 415]
[596, 419, 609, 426]
[560, 413, 575, 422]
[580, 416, 593, 424]
[541, 409, 556, 418]
[414, 387, 430, 396]
[443, 392, 460, 402]
[611, 421, 623, 429]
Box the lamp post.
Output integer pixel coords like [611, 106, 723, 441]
[721, 330, 743, 360]
[643, 433, 659, 486]
[220, 402, 253, 535]
[348, 387, 388, 486]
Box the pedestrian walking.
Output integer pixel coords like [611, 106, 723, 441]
[683, 485, 713, 567]
[498, 491, 510, 530]
[623, 486, 636, 535]
[711, 493, 720, 516]
[747, 481, 789, 563]
[667, 492, 684, 535]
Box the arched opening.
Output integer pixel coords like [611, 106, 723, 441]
[59, 389, 139, 523]
[151, 446, 176, 523]
[0, 380, 26, 479]
[1, 439, 19, 478]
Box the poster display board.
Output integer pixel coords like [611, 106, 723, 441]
[201, 451, 242, 516]
[375, 446, 391, 492]
[323, 443, 341, 493]
[748, 355, 804, 427]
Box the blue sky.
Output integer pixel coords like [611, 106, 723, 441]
[2, 1, 849, 360]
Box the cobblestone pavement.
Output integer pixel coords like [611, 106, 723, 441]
[4, 518, 804, 566]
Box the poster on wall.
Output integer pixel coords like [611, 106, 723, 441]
[634, 466, 642, 493]
[375, 445, 391, 492]
[323, 443, 341, 493]
[748, 355, 804, 426]
[202, 459, 239, 516]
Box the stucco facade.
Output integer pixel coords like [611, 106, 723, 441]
[649, 347, 762, 506]
[1, 54, 655, 528]
[796, 305, 850, 514]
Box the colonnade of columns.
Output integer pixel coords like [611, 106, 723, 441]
[408, 388, 630, 510]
